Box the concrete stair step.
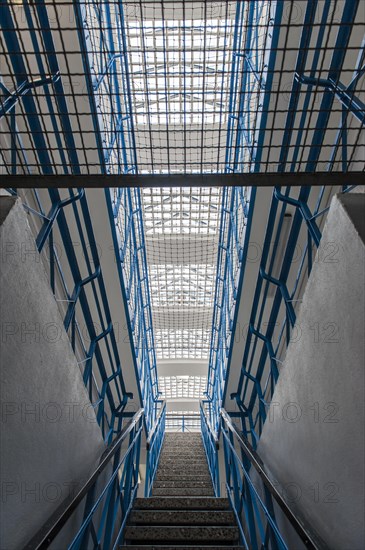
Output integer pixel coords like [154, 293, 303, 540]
[153, 481, 213, 489]
[152, 488, 215, 497]
[128, 510, 235, 526]
[133, 498, 230, 510]
[124, 526, 240, 544]
[159, 460, 207, 466]
[161, 447, 205, 452]
[122, 547, 244, 549]
[157, 467, 209, 475]
[155, 474, 211, 482]
[160, 453, 206, 459]
[165, 432, 202, 440]
[157, 467, 208, 473]
[122, 547, 245, 549]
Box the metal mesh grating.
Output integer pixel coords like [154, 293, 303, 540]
[1, 1, 363, 176]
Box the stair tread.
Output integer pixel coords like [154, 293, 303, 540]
[133, 498, 230, 510]
[152, 488, 215, 497]
[155, 475, 211, 480]
[129, 510, 235, 525]
[124, 525, 239, 542]
[154, 481, 213, 488]
[122, 547, 245, 549]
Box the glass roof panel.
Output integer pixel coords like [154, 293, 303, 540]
[159, 376, 207, 399]
[123, 1, 238, 173]
[142, 186, 222, 366]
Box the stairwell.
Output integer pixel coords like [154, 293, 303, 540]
[123, 433, 243, 548]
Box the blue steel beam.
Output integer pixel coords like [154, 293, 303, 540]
[224, 0, 361, 448]
[295, 72, 365, 125]
[0, 73, 60, 120]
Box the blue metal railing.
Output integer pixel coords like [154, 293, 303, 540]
[200, 401, 220, 497]
[225, 1, 274, 173]
[165, 413, 201, 433]
[145, 401, 166, 497]
[77, 0, 160, 431]
[227, 0, 361, 449]
[220, 408, 321, 550]
[206, 186, 252, 431]
[206, 0, 281, 432]
[0, 2, 138, 443]
[24, 409, 144, 550]
[207, 0, 362, 445]
[9, 187, 133, 444]
[110, 187, 160, 431]
[231, 183, 358, 449]
[78, 0, 137, 176]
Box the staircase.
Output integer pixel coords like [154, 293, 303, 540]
[123, 432, 243, 548]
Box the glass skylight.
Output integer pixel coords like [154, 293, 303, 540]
[142, 187, 222, 363]
[159, 376, 207, 399]
[125, 17, 235, 126]
[123, 1, 237, 173]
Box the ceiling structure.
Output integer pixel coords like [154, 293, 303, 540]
[116, 1, 269, 411]
[141, 187, 221, 408]
[123, 1, 238, 174]
[1, 0, 363, 420]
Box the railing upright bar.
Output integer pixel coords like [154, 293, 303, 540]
[221, 408, 323, 550]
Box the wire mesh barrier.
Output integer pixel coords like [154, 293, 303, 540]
[0, 1, 363, 176]
[141, 187, 222, 363]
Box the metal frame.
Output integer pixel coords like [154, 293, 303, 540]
[206, 186, 251, 430]
[24, 409, 144, 550]
[111, 187, 160, 430]
[145, 401, 166, 496]
[7, 187, 134, 444]
[165, 412, 201, 432]
[2, 171, 364, 188]
[207, 0, 364, 439]
[200, 400, 220, 496]
[220, 408, 323, 550]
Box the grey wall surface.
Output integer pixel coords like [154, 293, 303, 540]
[0, 198, 106, 549]
[257, 194, 365, 549]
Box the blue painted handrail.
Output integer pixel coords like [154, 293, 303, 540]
[200, 400, 220, 496]
[220, 408, 321, 550]
[24, 409, 144, 550]
[145, 401, 166, 497]
[110, 187, 160, 431]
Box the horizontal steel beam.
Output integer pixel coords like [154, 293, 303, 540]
[1, 171, 364, 189]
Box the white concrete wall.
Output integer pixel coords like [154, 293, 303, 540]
[0, 198, 106, 548]
[256, 194, 365, 549]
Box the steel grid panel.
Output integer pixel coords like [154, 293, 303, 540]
[0, 1, 363, 175]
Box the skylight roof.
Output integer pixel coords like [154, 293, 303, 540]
[142, 187, 222, 364]
[123, 1, 237, 173]
[159, 376, 207, 399]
